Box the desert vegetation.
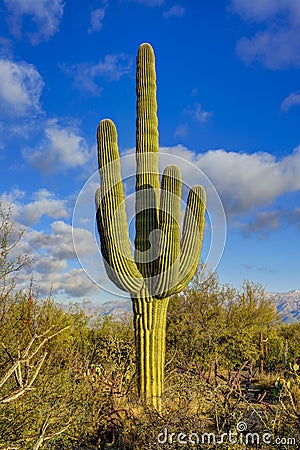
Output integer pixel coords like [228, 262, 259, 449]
[1, 202, 300, 450]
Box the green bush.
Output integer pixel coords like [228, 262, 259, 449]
[1, 203, 299, 449]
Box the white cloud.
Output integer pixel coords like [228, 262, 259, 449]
[158, 144, 300, 217]
[280, 91, 300, 112]
[61, 53, 133, 95]
[0, 192, 98, 297]
[21, 190, 69, 225]
[3, 0, 64, 44]
[0, 186, 25, 204]
[31, 265, 98, 297]
[23, 120, 91, 172]
[1, 188, 69, 226]
[88, 5, 108, 33]
[27, 221, 95, 260]
[185, 102, 213, 123]
[163, 5, 185, 19]
[230, 0, 290, 22]
[52, 221, 95, 259]
[231, 0, 300, 69]
[200, 148, 300, 214]
[21, 221, 98, 296]
[0, 59, 44, 117]
[236, 28, 300, 69]
[53, 269, 98, 297]
[33, 256, 67, 274]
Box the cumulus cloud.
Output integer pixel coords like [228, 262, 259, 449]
[6, 141, 300, 296]
[210, 148, 300, 214]
[21, 190, 69, 225]
[33, 257, 67, 274]
[61, 53, 133, 95]
[0, 59, 44, 117]
[0, 190, 98, 297]
[27, 221, 95, 260]
[23, 221, 98, 296]
[53, 269, 99, 297]
[1, 188, 69, 226]
[163, 5, 185, 19]
[280, 91, 300, 112]
[231, 0, 300, 69]
[31, 267, 98, 297]
[157, 144, 300, 217]
[3, 0, 64, 44]
[23, 120, 91, 172]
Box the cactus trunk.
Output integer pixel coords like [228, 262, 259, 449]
[132, 292, 169, 410]
[96, 43, 206, 409]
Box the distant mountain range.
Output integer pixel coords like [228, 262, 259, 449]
[95, 300, 132, 318]
[266, 290, 300, 323]
[73, 289, 300, 324]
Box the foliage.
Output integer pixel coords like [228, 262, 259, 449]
[0, 292, 136, 449]
[166, 270, 281, 371]
[1, 202, 300, 449]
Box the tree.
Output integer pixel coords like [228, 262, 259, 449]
[166, 271, 280, 372]
[223, 280, 280, 369]
[0, 202, 30, 321]
[166, 270, 230, 368]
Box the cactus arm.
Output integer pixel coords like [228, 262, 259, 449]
[96, 119, 143, 294]
[154, 165, 182, 298]
[171, 185, 206, 294]
[135, 43, 160, 279]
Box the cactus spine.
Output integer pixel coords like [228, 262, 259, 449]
[96, 43, 206, 410]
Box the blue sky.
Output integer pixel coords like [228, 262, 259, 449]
[0, 0, 299, 303]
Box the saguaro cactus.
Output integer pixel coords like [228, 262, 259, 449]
[96, 43, 206, 410]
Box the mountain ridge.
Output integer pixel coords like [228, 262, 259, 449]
[69, 289, 300, 324]
[266, 289, 300, 323]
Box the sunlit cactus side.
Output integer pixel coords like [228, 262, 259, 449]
[96, 43, 206, 410]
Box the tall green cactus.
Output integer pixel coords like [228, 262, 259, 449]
[96, 43, 206, 410]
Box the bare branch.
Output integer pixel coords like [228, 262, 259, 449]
[32, 414, 71, 450]
[0, 326, 70, 404]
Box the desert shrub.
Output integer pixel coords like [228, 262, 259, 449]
[166, 272, 280, 372]
[1, 204, 299, 449]
[0, 281, 137, 449]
